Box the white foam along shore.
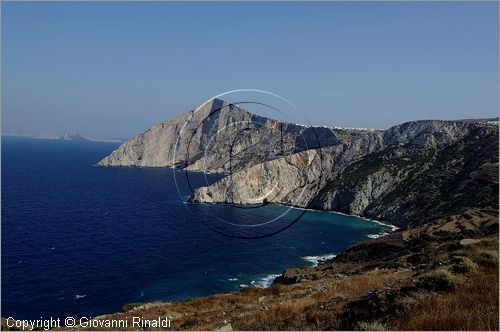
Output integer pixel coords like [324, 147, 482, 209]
[239, 273, 281, 289]
[302, 253, 337, 267]
[251, 274, 281, 288]
[185, 195, 398, 233]
[238, 254, 339, 290]
[189, 197, 398, 234]
[281, 204, 399, 232]
[194, 195, 399, 290]
[229, 205, 398, 289]
[367, 232, 390, 239]
[238, 253, 339, 290]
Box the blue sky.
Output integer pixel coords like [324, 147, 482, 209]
[2, 2, 498, 138]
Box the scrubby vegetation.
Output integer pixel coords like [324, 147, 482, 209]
[121, 302, 145, 312]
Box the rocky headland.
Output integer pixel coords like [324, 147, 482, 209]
[98, 99, 497, 230]
[60, 100, 499, 331]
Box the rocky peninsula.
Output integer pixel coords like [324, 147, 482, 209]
[99, 99, 497, 230]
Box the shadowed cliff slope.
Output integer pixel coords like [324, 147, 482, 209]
[189, 119, 492, 224]
[311, 125, 499, 227]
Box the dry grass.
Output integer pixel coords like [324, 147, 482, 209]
[356, 320, 387, 331]
[235, 236, 499, 331]
[234, 269, 411, 331]
[330, 270, 411, 299]
[236, 298, 316, 331]
[396, 237, 499, 331]
[396, 270, 498, 330]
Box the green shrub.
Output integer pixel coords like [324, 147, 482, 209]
[451, 256, 477, 275]
[356, 320, 387, 331]
[121, 302, 144, 312]
[396, 290, 430, 311]
[182, 316, 201, 328]
[418, 269, 462, 291]
[473, 250, 498, 268]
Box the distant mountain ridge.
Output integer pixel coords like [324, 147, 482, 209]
[2, 129, 123, 143]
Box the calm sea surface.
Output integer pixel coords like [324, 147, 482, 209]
[2, 137, 389, 319]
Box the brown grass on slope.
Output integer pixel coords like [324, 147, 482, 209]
[395, 239, 499, 331]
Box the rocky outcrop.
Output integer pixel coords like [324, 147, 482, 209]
[189, 120, 484, 216]
[312, 125, 499, 227]
[189, 138, 386, 207]
[310, 145, 434, 217]
[98, 98, 380, 172]
[191, 148, 332, 207]
[98, 99, 281, 170]
[381, 120, 474, 147]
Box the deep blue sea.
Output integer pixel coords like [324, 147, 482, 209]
[2, 137, 390, 320]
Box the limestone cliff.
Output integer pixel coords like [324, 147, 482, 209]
[98, 99, 278, 170]
[189, 120, 485, 218]
[98, 98, 381, 172]
[324, 125, 498, 227]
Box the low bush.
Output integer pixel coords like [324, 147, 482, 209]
[121, 302, 145, 312]
[473, 250, 498, 268]
[450, 256, 477, 275]
[181, 316, 201, 328]
[356, 320, 387, 331]
[417, 269, 462, 291]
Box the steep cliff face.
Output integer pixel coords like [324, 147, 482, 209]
[189, 120, 482, 215]
[98, 99, 382, 172]
[310, 145, 434, 216]
[312, 125, 499, 227]
[191, 148, 336, 207]
[98, 99, 277, 170]
[189, 134, 387, 207]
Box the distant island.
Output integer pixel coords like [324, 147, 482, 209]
[2, 129, 124, 143]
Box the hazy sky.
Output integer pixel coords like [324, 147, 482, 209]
[2, 2, 498, 138]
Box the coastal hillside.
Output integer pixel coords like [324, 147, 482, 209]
[99, 101, 479, 177]
[66, 135, 500, 330]
[311, 125, 499, 227]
